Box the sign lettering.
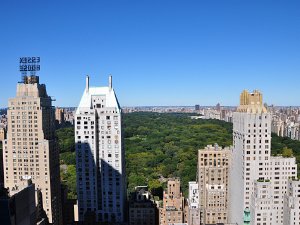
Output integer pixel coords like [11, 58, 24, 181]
[19, 57, 41, 73]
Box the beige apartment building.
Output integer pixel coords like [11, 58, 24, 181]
[198, 144, 231, 225]
[159, 178, 187, 225]
[55, 108, 65, 125]
[2, 75, 62, 225]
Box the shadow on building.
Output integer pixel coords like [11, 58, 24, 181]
[74, 141, 127, 225]
[0, 180, 47, 225]
[61, 184, 77, 225]
[128, 186, 158, 225]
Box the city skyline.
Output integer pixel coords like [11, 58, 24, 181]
[1, 75, 300, 224]
[1, 1, 300, 107]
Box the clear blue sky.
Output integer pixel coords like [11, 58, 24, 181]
[1, 0, 300, 107]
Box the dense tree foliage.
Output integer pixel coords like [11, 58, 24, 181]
[124, 112, 232, 196]
[56, 112, 300, 198]
[56, 127, 75, 153]
[271, 133, 300, 175]
[56, 127, 77, 198]
[60, 165, 77, 199]
[60, 152, 76, 165]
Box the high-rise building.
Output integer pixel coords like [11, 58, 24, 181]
[3, 75, 62, 225]
[195, 105, 200, 111]
[159, 178, 186, 225]
[75, 75, 126, 223]
[188, 181, 200, 225]
[129, 186, 158, 225]
[283, 178, 300, 225]
[198, 144, 231, 224]
[229, 90, 297, 225]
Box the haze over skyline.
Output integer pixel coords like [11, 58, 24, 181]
[1, 1, 300, 107]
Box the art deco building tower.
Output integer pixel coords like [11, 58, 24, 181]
[229, 90, 297, 225]
[3, 75, 62, 225]
[75, 76, 126, 223]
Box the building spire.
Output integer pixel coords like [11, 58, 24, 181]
[86, 75, 89, 93]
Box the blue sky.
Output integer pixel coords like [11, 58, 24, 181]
[0, 1, 300, 107]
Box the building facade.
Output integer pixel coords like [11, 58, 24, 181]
[250, 180, 273, 225]
[283, 178, 300, 225]
[2, 75, 62, 225]
[0, 180, 36, 225]
[198, 144, 231, 224]
[55, 108, 65, 125]
[188, 181, 200, 225]
[129, 186, 157, 225]
[229, 90, 297, 225]
[75, 76, 126, 223]
[159, 178, 186, 225]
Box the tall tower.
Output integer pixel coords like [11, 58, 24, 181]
[3, 75, 62, 225]
[75, 75, 126, 223]
[229, 90, 270, 224]
[229, 90, 297, 225]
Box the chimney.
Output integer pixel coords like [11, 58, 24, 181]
[86, 75, 89, 93]
[109, 75, 112, 91]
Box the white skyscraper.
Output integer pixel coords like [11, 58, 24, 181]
[75, 75, 126, 223]
[229, 90, 297, 225]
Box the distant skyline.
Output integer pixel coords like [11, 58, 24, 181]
[1, 1, 300, 107]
